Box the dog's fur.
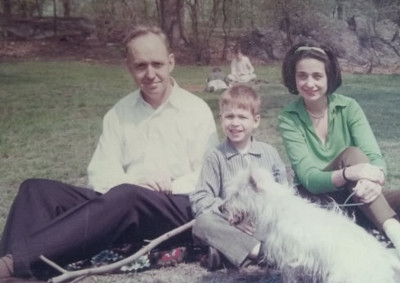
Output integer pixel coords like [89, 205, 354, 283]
[220, 167, 400, 283]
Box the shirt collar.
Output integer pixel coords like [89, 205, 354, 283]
[222, 138, 263, 159]
[167, 79, 185, 110]
[131, 78, 182, 110]
[284, 93, 348, 123]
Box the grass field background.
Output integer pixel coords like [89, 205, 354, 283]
[1, 61, 400, 281]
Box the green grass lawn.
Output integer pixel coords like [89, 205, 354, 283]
[1, 61, 400, 233]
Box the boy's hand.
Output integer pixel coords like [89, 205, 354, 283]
[236, 220, 255, 236]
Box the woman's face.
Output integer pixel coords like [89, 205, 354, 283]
[295, 58, 328, 103]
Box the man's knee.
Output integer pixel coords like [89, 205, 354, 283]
[19, 178, 54, 196]
[105, 184, 154, 205]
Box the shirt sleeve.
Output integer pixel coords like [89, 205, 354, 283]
[268, 146, 289, 187]
[172, 103, 219, 194]
[347, 100, 387, 174]
[278, 112, 335, 194]
[87, 109, 131, 193]
[189, 151, 224, 217]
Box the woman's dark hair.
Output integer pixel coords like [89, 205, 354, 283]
[282, 43, 342, 95]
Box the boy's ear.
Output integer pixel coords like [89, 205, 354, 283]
[254, 114, 261, 128]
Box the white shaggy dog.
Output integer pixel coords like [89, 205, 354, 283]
[220, 167, 400, 283]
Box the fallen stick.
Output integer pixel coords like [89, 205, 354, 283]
[42, 219, 195, 283]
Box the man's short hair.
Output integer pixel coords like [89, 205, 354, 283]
[123, 25, 170, 58]
[281, 43, 342, 95]
[220, 85, 261, 116]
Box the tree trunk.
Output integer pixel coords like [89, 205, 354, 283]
[221, 0, 233, 60]
[159, 0, 186, 48]
[2, 0, 12, 18]
[62, 0, 71, 18]
[53, 0, 58, 36]
[35, 0, 43, 17]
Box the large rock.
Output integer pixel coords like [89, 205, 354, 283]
[240, 13, 400, 70]
[375, 19, 399, 43]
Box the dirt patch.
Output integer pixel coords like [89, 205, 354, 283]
[0, 39, 123, 63]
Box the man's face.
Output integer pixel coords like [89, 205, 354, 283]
[126, 33, 175, 108]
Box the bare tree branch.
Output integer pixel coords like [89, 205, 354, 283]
[43, 220, 195, 283]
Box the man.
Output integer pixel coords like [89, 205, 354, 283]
[0, 25, 218, 280]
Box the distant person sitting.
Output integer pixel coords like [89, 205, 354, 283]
[206, 67, 228, 92]
[226, 47, 256, 84]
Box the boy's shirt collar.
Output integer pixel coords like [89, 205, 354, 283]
[223, 137, 262, 159]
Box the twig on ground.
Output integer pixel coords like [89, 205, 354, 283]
[41, 219, 195, 283]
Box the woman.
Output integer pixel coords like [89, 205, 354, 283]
[278, 43, 400, 255]
[226, 46, 257, 84]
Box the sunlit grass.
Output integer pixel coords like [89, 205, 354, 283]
[1, 61, 400, 231]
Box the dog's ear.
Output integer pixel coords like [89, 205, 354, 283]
[248, 165, 262, 193]
[249, 174, 260, 193]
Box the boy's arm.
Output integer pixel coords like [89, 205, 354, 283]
[189, 151, 224, 217]
[269, 146, 290, 186]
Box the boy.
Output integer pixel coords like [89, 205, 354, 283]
[190, 84, 288, 271]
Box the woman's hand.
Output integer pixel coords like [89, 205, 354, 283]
[345, 163, 385, 185]
[352, 179, 382, 203]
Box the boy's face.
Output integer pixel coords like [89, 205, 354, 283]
[220, 105, 260, 150]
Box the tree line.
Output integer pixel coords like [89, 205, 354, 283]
[1, 0, 400, 64]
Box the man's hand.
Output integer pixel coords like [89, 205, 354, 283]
[137, 173, 173, 194]
[352, 179, 382, 204]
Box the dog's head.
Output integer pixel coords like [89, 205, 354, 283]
[220, 167, 274, 226]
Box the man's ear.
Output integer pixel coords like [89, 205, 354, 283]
[125, 57, 134, 75]
[168, 53, 175, 73]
